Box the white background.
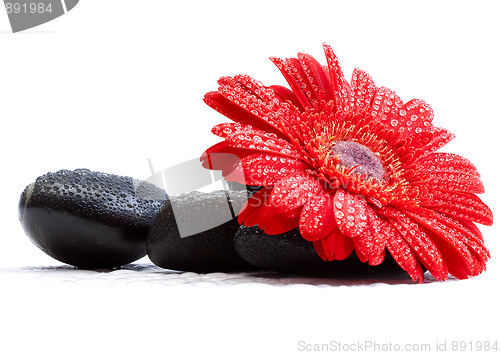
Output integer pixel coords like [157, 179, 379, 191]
[0, 1, 499, 354]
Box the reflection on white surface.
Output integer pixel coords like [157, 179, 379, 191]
[0, 263, 439, 288]
[1, 261, 498, 355]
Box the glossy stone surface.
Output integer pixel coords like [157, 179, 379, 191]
[225, 181, 263, 196]
[147, 190, 255, 272]
[235, 225, 405, 276]
[19, 169, 167, 269]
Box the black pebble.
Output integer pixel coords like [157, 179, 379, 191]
[147, 190, 255, 272]
[234, 225, 405, 277]
[19, 169, 167, 269]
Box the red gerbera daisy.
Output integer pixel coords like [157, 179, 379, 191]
[201, 44, 493, 282]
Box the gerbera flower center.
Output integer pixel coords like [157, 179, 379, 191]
[330, 141, 385, 180]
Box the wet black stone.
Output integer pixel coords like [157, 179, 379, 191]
[147, 190, 255, 272]
[225, 181, 263, 196]
[234, 225, 405, 277]
[19, 169, 167, 269]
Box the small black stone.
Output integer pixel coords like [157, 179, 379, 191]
[234, 225, 405, 277]
[147, 190, 255, 272]
[19, 169, 167, 269]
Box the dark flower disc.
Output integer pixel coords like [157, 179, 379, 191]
[234, 225, 406, 277]
[19, 169, 167, 269]
[147, 190, 255, 272]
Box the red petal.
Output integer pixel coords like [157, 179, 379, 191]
[405, 209, 479, 278]
[313, 239, 328, 261]
[267, 85, 302, 108]
[419, 153, 484, 194]
[391, 99, 434, 139]
[427, 191, 493, 226]
[211, 122, 255, 139]
[225, 153, 309, 186]
[297, 52, 335, 102]
[406, 208, 489, 274]
[423, 171, 484, 195]
[352, 237, 385, 266]
[201, 141, 244, 172]
[333, 189, 368, 238]
[405, 130, 434, 150]
[257, 206, 300, 235]
[331, 230, 354, 261]
[350, 68, 377, 114]
[239, 187, 300, 234]
[321, 227, 354, 261]
[299, 189, 336, 241]
[353, 207, 387, 266]
[380, 207, 448, 281]
[226, 130, 304, 160]
[419, 153, 481, 177]
[206, 74, 296, 137]
[381, 217, 424, 283]
[426, 232, 470, 279]
[369, 86, 404, 123]
[267, 172, 323, 215]
[270, 56, 313, 111]
[416, 127, 455, 156]
[355, 248, 369, 263]
[455, 217, 485, 243]
[423, 212, 488, 259]
[333, 189, 386, 265]
[204, 91, 285, 139]
[230, 74, 276, 101]
[323, 44, 349, 112]
[238, 187, 273, 226]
